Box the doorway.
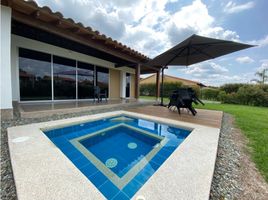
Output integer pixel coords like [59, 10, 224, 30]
[125, 73, 130, 98]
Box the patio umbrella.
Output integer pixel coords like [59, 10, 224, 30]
[146, 34, 255, 105]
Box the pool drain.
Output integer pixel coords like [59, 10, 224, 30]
[105, 158, 118, 168]
[128, 142, 137, 149]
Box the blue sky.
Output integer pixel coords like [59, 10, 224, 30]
[35, 0, 268, 86]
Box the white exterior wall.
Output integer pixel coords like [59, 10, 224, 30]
[11, 35, 135, 102]
[0, 6, 12, 109]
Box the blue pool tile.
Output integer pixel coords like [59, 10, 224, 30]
[162, 145, 177, 152]
[75, 129, 88, 137]
[43, 115, 192, 200]
[79, 163, 99, 178]
[158, 148, 174, 158]
[150, 154, 167, 165]
[112, 191, 129, 200]
[61, 126, 74, 135]
[64, 132, 79, 140]
[51, 137, 67, 145]
[98, 180, 119, 199]
[122, 178, 143, 198]
[59, 142, 76, 152]
[45, 130, 55, 138]
[149, 160, 161, 171]
[72, 155, 89, 169]
[135, 164, 155, 184]
[89, 171, 108, 188]
[64, 149, 82, 161]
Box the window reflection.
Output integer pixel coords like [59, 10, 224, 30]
[18, 48, 110, 101]
[19, 48, 52, 101]
[96, 66, 109, 95]
[78, 61, 94, 99]
[53, 56, 76, 100]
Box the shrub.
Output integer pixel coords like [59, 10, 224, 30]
[217, 84, 268, 107]
[220, 83, 244, 94]
[201, 88, 220, 100]
[217, 91, 227, 102]
[236, 85, 268, 106]
[161, 82, 183, 97]
[140, 83, 156, 96]
[222, 93, 240, 104]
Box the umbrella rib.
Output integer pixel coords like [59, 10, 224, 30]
[192, 41, 232, 46]
[165, 47, 187, 66]
[191, 46, 215, 59]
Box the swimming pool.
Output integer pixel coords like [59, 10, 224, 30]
[44, 115, 191, 200]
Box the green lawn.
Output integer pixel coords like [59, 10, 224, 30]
[140, 96, 268, 182]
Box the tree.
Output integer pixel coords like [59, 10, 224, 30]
[251, 69, 268, 84]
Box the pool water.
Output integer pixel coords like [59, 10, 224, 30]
[44, 115, 191, 200]
[79, 125, 162, 178]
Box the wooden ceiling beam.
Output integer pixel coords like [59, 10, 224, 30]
[7, 0, 13, 7]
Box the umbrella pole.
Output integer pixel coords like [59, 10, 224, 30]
[160, 67, 165, 106]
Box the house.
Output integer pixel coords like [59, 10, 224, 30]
[0, 0, 161, 119]
[140, 74, 206, 88]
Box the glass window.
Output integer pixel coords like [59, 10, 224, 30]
[77, 61, 94, 99]
[96, 66, 109, 96]
[53, 56, 76, 100]
[19, 48, 52, 101]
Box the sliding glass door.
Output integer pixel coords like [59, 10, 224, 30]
[53, 56, 76, 100]
[77, 61, 94, 99]
[18, 48, 109, 101]
[96, 66, 109, 96]
[19, 48, 52, 101]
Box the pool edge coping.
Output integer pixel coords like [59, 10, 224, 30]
[7, 110, 220, 200]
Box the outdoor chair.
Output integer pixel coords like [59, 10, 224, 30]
[168, 88, 204, 116]
[93, 86, 107, 103]
[187, 88, 205, 106]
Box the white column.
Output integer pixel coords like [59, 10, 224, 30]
[120, 71, 126, 98]
[0, 5, 12, 109]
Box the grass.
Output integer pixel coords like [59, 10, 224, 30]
[140, 96, 268, 182]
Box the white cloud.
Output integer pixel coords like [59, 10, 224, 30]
[236, 56, 254, 64]
[224, 1, 255, 14]
[33, 0, 262, 86]
[178, 61, 228, 78]
[35, 0, 241, 58]
[249, 35, 268, 47]
[257, 60, 268, 72]
[173, 61, 256, 86]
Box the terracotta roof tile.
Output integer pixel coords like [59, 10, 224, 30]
[5, 0, 150, 61]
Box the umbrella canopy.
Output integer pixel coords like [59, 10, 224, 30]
[146, 34, 255, 106]
[147, 34, 254, 67]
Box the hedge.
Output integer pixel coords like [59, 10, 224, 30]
[200, 88, 220, 100]
[202, 84, 268, 107]
[141, 82, 268, 107]
[140, 82, 200, 97]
